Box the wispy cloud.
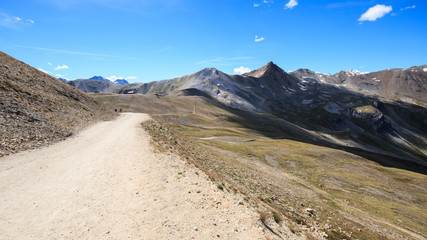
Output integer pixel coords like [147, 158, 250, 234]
[400, 5, 415, 11]
[359, 4, 392, 22]
[284, 0, 298, 9]
[154, 46, 172, 52]
[325, 1, 372, 9]
[255, 36, 265, 42]
[55, 64, 69, 70]
[253, 0, 273, 7]
[56, 74, 64, 78]
[234, 66, 251, 75]
[44, 0, 184, 16]
[106, 76, 131, 81]
[0, 12, 35, 29]
[11, 45, 142, 60]
[197, 57, 255, 66]
[48, 62, 53, 66]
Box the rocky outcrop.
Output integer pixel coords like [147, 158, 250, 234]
[291, 65, 427, 105]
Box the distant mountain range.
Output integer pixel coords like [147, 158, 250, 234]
[87, 76, 129, 84]
[68, 62, 427, 168]
[68, 76, 129, 93]
[69, 64, 427, 105]
[89, 76, 109, 81]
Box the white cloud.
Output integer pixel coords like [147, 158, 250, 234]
[400, 5, 415, 11]
[0, 13, 28, 29]
[48, 62, 52, 66]
[359, 4, 392, 22]
[0, 13, 35, 29]
[127, 76, 137, 80]
[55, 64, 69, 70]
[234, 66, 251, 75]
[254, 0, 272, 7]
[285, 0, 298, 9]
[12, 45, 142, 61]
[38, 68, 50, 74]
[56, 74, 64, 78]
[255, 36, 265, 42]
[106, 76, 124, 81]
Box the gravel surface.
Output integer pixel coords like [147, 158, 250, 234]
[0, 113, 294, 239]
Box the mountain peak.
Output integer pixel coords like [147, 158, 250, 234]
[195, 67, 222, 77]
[244, 61, 285, 78]
[266, 61, 275, 67]
[114, 79, 129, 85]
[89, 76, 109, 81]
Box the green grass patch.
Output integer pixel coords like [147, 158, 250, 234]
[354, 105, 376, 114]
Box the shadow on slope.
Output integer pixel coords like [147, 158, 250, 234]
[181, 88, 427, 175]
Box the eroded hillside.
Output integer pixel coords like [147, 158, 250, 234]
[0, 51, 115, 156]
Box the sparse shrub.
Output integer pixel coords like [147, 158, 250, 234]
[258, 211, 267, 223]
[178, 172, 182, 175]
[217, 183, 224, 191]
[272, 210, 281, 224]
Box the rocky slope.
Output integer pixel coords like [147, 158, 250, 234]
[0, 51, 115, 156]
[291, 66, 427, 105]
[68, 76, 129, 93]
[68, 78, 118, 93]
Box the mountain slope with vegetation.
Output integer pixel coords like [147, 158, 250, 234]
[0, 51, 115, 156]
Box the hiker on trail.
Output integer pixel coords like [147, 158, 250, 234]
[119, 108, 122, 113]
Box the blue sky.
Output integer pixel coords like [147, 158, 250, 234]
[1, 0, 426, 82]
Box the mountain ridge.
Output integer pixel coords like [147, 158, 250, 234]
[69, 62, 427, 169]
[69, 62, 427, 106]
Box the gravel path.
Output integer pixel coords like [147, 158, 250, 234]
[0, 113, 287, 239]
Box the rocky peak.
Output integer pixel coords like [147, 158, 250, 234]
[244, 61, 285, 78]
[114, 79, 129, 85]
[89, 76, 110, 82]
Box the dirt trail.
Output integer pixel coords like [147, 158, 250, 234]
[0, 113, 296, 239]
